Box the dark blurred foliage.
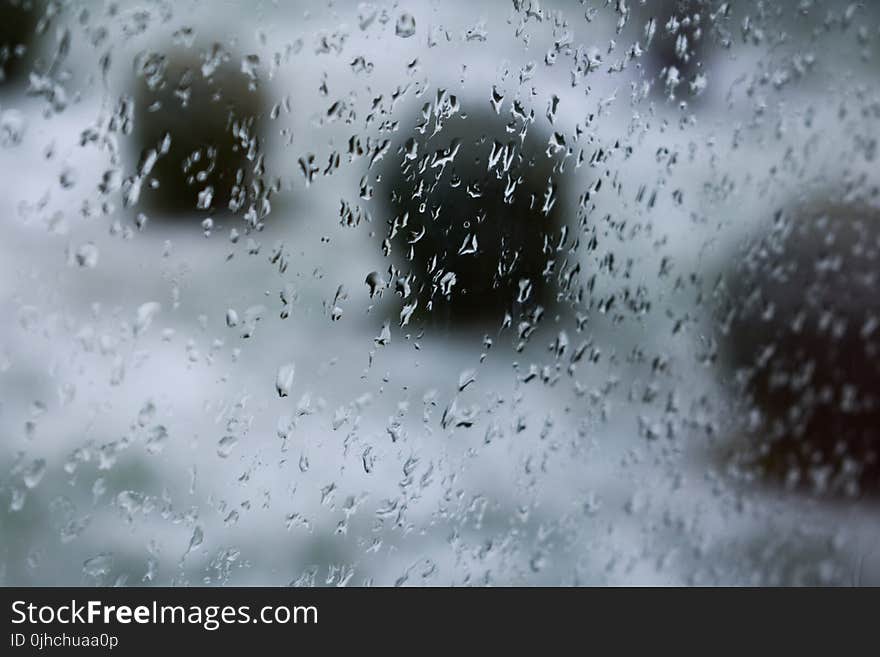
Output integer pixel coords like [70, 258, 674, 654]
[0, 0, 42, 87]
[128, 43, 267, 219]
[377, 104, 568, 327]
[720, 203, 880, 496]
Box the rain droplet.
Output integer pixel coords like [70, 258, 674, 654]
[60, 516, 91, 544]
[145, 425, 168, 454]
[83, 552, 113, 579]
[138, 401, 156, 426]
[365, 271, 384, 298]
[197, 187, 214, 210]
[458, 369, 476, 392]
[374, 321, 391, 346]
[74, 242, 99, 268]
[9, 487, 25, 512]
[217, 435, 237, 458]
[362, 446, 374, 473]
[185, 526, 204, 556]
[396, 13, 416, 38]
[0, 109, 26, 147]
[276, 362, 296, 397]
[23, 459, 47, 489]
[134, 302, 161, 336]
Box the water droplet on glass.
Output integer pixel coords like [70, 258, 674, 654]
[74, 243, 99, 268]
[23, 459, 47, 489]
[134, 302, 161, 336]
[0, 109, 26, 147]
[276, 362, 296, 397]
[217, 435, 237, 458]
[185, 526, 204, 556]
[83, 553, 113, 579]
[396, 13, 416, 38]
[365, 271, 385, 298]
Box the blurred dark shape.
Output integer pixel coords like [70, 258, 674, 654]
[0, 0, 40, 87]
[128, 43, 266, 220]
[638, 0, 718, 103]
[377, 105, 567, 327]
[721, 203, 880, 496]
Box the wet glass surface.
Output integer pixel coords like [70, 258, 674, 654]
[1, 0, 879, 586]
